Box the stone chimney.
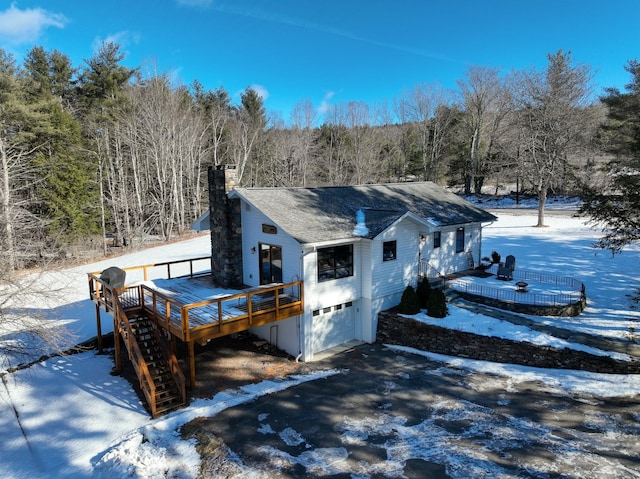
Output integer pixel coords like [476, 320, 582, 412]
[209, 165, 243, 288]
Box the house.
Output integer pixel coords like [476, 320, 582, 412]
[208, 166, 497, 361]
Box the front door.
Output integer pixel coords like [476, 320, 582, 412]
[259, 243, 283, 285]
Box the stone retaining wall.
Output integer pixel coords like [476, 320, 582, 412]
[377, 311, 640, 374]
[455, 291, 587, 317]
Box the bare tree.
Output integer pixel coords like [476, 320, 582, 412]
[514, 50, 596, 226]
[457, 66, 513, 194]
[396, 83, 455, 182]
[373, 100, 406, 182]
[289, 99, 317, 186]
[261, 118, 298, 187]
[91, 72, 209, 243]
[229, 87, 267, 185]
[124, 76, 208, 240]
[0, 139, 47, 270]
[345, 101, 379, 184]
[318, 103, 352, 185]
[0, 269, 77, 370]
[0, 140, 75, 369]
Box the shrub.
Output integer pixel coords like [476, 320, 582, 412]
[398, 285, 421, 315]
[426, 288, 448, 318]
[416, 277, 432, 309]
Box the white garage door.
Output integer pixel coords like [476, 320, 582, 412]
[312, 302, 356, 353]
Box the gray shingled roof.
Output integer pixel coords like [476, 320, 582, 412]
[230, 182, 497, 244]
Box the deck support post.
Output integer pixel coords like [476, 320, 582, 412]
[114, 317, 121, 373]
[95, 303, 103, 353]
[188, 340, 196, 388]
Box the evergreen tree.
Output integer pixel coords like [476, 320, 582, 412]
[416, 277, 432, 309]
[77, 42, 137, 109]
[398, 285, 421, 315]
[32, 104, 100, 239]
[426, 288, 448, 318]
[240, 87, 267, 129]
[22, 46, 52, 100]
[16, 47, 101, 244]
[580, 60, 640, 252]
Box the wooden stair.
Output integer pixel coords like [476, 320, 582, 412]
[128, 316, 185, 416]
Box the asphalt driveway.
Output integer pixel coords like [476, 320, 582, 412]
[193, 343, 640, 478]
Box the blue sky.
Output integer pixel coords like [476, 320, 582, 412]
[1, 1, 638, 122]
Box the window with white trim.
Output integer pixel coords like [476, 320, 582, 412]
[455, 227, 465, 253]
[433, 231, 441, 249]
[383, 240, 396, 261]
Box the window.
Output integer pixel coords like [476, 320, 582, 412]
[259, 243, 282, 285]
[433, 231, 441, 249]
[317, 244, 354, 282]
[383, 240, 396, 261]
[455, 227, 465, 253]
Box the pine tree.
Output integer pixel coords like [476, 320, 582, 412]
[398, 285, 421, 315]
[580, 60, 640, 252]
[21, 47, 100, 242]
[426, 288, 448, 318]
[416, 277, 432, 309]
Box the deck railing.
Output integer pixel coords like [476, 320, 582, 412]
[88, 255, 212, 310]
[90, 261, 303, 344]
[138, 281, 304, 342]
[88, 256, 212, 328]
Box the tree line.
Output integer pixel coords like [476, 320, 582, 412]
[0, 42, 637, 273]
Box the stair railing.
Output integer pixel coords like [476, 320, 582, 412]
[113, 290, 159, 417]
[148, 322, 187, 407]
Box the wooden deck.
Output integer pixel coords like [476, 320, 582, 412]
[89, 257, 304, 388]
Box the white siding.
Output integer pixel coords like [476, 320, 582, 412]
[370, 219, 421, 312]
[239, 203, 303, 358]
[302, 241, 363, 360]
[359, 241, 373, 342]
[423, 223, 483, 275]
[250, 316, 301, 359]
[240, 203, 302, 287]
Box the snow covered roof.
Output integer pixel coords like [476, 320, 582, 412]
[229, 182, 497, 244]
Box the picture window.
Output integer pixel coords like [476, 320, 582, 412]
[317, 244, 354, 282]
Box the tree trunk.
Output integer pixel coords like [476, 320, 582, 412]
[0, 139, 16, 271]
[466, 127, 480, 195]
[536, 184, 547, 227]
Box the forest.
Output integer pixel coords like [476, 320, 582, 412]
[1, 42, 639, 272]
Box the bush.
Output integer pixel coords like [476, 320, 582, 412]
[426, 288, 448, 318]
[398, 285, 421, 315]
[416, 277, 432, 309]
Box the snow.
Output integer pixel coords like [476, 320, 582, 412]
[1, 207, 640, 478]
[388, 345, 640, 398]
[353, 209, 369, 236]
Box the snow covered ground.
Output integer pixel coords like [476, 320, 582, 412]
[1, 207, 640, 478]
